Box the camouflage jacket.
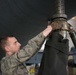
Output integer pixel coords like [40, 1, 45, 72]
[1, 32, 45, 75]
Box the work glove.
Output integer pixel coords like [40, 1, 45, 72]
[48, 20, 63, 30]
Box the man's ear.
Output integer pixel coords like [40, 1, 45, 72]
[5, 46, 10, 52]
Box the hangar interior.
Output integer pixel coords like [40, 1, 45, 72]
[0, 0, 76, 75]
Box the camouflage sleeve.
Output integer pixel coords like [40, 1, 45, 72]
[6, 32, 45, 62]
[15, 32, 45, 63]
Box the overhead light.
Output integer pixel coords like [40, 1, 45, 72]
[67, 16, 76, 32]
[71, 16, 76, 20]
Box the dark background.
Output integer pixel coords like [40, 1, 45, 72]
[0, 0, 76, 59]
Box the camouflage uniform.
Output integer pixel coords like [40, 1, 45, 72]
[1, 32, 45, 75]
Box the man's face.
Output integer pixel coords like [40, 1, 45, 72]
[6, 37, 21, 53]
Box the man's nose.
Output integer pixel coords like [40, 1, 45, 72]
[18, 42, 21, 46]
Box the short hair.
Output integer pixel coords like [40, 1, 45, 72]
[0, 35, 14, 50]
